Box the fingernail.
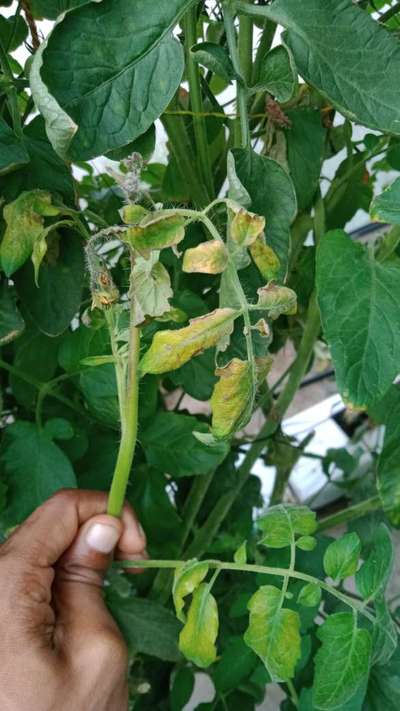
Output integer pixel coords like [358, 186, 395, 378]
[86, 523, 120, 553]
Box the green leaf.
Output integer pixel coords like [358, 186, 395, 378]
[140, 308, 239, 375]
[169, 349, 218, 401]
[0, 118, 30, 176]
[296, 536, 317, 552]
[170, 667, 195, 711]
[268, 0, 400, 135]
[30, 0, 91, 19]
[232, 148, 297, 279]
[323, 532, 361, 581]
[0, 282, 25, 345]
[253, 44, 297, 103]
[371, 596, 398, 667]
[213, 636, 258, 694]
[44, 417, 74, 440]
[244, 584, 301, 682]
[365, 642, 400, 711]
[356, 523, 393, 599]
[14, 230, 85, 337]
[285, 108, 326, 211]
[107, 595, 182, 662]
[106, 123, 156, 162]
[141, 412, 229, 477]
[313, 612, 372, 710]
[211, 359, 254, 440]
[0, 421, 76, 526]
[80, 364, 119, 426]
[33, 0, 194, 158]
[258, 505, 317, 549]
[183, 241, 228, 275]
[0, 190, 61, 277]
[191, 42, 236, 82]
[173, 559, 209, 623]
[0, 14, 28, 51]
[179, 583, 219, 668]
[370, 177, 400, 225]
[234, 541, 247, 565]
[297, 583, 321, 608]
[371, 387, 400, 525]
[316, 230, 400, 407]
[131, 252, 173, 325]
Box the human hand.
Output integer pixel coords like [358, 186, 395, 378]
[0, 489, 147, 711]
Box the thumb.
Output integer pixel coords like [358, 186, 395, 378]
[54, 514, 123, 652]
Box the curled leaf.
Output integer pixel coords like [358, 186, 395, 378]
[124, 215, 185, 254]
[250, 235, 281, 281]
[257, 283, 297, 318]
[230, 206, 265, 247]
[179, 583, 219, 668]
[211, 358, 254, 439]
[173, 560, 209, 623]
[140, 308, 239, 375]
[183, 241, 228, 275]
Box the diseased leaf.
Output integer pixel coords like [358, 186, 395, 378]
[313, 612, 372, 710]
[179, 583, 219, 668]
[227, 151, 251, 208]
[230, 207, 265, 247]
[124, 215, 185, 254]
[33, 0, 193, 158]
[257, 283, 297, 318]
[0, 118, 29, 176]
[173, 560, 209, 623]
[0, 421, 76, 526]
[356, 524, 393, 599]
[370, 177, 400, 225]
[211, 358, 254, 439]
[233, 148, 297, 279]
[244, 585, 301, 682]
[140, 308, 239, 375]
[183, 241, 228, 275]
[191, 42, 236, 82]
[317, 230, 400, 407]
[267, 0, 400, 135]
[297, 583, 321, 608]
[254, 44, 297, 103]
[131, 252, 173, 325]
[0, 282, 25, 345]
[249, 235, 280, 282]
[323, 532, 361, 581]
[258, 505, 317, 549]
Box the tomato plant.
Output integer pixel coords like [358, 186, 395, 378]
[1, 0, 400, 708]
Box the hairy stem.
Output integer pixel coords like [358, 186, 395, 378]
[183, 7, 214, 199]
[317, 495, 381, 532]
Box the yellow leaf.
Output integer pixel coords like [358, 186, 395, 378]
[250, 235, 280, 281]
[121, 204, 149, 224]
[173, 560, 209, 623]
[211, 358, 254, 439]
[183, 240, 228, 274]
[140, 308, 239, 375]
[179, 584, 219, 668]
[124, 215, 185, 253]
[230, 207, 265, 247]
[257, 283, 297, 318]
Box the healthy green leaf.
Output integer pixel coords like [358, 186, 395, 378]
[244, 584, 301, 681]
[170, 667, 195, 711]
[213, 636, 258, 694]
[285, 108, 326, 211]
[313, 612, 372, 710]
[30, 0, 91, 19]
[141, 411, 229, 477]
[365, 642, 400, 711]
[80, 364, 119, 426]
[173, 560, 209, 623]
[0, 118, 29, 176]
[234, 541, 247, 565]
[169, 349, 218, 401]
[371, 387, 400, 525]
[0, 14, 28, 51]
[268, 0, 400, 135]
[253, 44, 297, 103]
[258, 505, 317, 548]
[296, 536, 317, 552]
[323, 532, 361, 581]
[0, 421, 76, 526]
[179, 583, 219, 668]
[140, 308, 239, 375]
[232, 148, 297, 279]
[370, 177, 400, 225]
[371, 596, 398, 667]
[356, 523, 393, 599]
[33, 0, 194, 158]
[297, 583, 321, 608]
[316, 230, 400, 407]
[191, 42, 236, 82]
[131, 252, 173, 325]
[0, 282, 25, 345]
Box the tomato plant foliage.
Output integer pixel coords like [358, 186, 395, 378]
[1, 0, 400, 708]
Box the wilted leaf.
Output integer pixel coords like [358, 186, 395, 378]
[173, 560, 209, 622]
[323, 532, 361, 581]
[313, 612, 372, 710]
[140, 308, 239, 375]
[230, 207, 265, 247]
[257, 283, 297, 318]
[179, 583, 219, 668]
[317, 230, 400, 407]
[249, 235, 280, 281]
[244, 585, 301, 681]
[258, 505, 317, 549]
[183, 241, 228, 274]
[210, 358, 254, 439]
[131, 252, 173, 325]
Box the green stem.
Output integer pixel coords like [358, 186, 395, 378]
[317, 496, 381, 532]
[107, 295, 140, 517]
[183, 7, 214, 200]
[162, 108, 210, 207]
[115, 557, 375, 622]
[223, 3, 249, 147]
[238, 13, 253, 85]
